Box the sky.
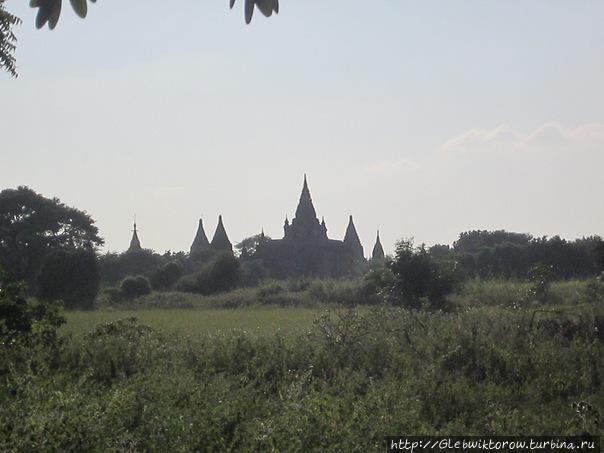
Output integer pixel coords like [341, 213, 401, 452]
[2, 0, 603, 256]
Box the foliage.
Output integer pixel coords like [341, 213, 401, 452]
[453, 230, 602, 280]
[387, 239, 463, 309]
[236, 233, 272, 260]
[176, 253, 242, 296]
[527, 263, 556, 305]
[240, 259, 269, 286]
[98, 250, 164, 287]
[150, 262, 182, 291]
[119, 276, 151, 300]
[2, 305, 603, 450]
[0, 186, 103, 286]
[36, 249, 100, 309]
[0, 0, 20, 78]
[0, 267, 64, 341]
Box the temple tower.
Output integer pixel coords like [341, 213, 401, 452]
[210, 215, 233, 252]
[343, 215, 364, 261]
[372, 230, 385, 261]
[190, 218, 210, 255]
[285, 175, 328, 243]
[127, 220, 142, 253]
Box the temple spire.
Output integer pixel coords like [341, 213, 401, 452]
[294, 174, 318, 222]
[210, 215, 233, 252]
[127, 218, 142, 253]
[343, 215, 364, 260]
[190, 218, 210, 255]
[372, 230, 385, 261]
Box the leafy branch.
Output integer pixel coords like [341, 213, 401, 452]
[1, 0, 280, 77]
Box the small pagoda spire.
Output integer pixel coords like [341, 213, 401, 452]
[343, 215, 364, 260]
[190, 218, 210, 255]
[127, 218, 142, 253]
[372, 230, 385, 261]
[210, 215, 233, 252]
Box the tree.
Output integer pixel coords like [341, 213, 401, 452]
[0, 0, 20, 77]
[150, 262, 182, 291]
[0, 266, 64, 340]
[387, 239, 462, 309]
[120, 275, 151, 300]
[36, 249, 100, 309]
[0, 186, 103, 287]
[236, 233, 271, 260]
[2, 0, 280, 77]
[176, 252, 241, 295]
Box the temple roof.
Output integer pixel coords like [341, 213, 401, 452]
[294, 174, 318, 223]
[127, 221, 142, 253]
[343, 215, 362, 248]
[372, 230, 385, 261]
[210, 215, 233, 252]
[190, 218, 210, 254]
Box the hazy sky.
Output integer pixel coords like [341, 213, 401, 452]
[2, 1, 603, 255]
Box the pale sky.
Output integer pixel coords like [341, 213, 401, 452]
[2, 1, 603, 255]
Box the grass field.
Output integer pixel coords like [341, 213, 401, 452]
[62, 307, 324, 337]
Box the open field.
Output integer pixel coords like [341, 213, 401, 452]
[62, 307, 323, 337]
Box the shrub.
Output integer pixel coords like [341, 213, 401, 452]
[120, 276, 152, 300]
[175, 253, 241, 295]
[0, 267, 64, 341]
[527, 263, 555, 304]
[387, 240, 463, 309]
[36, 249, 100, 310]
[150, 262, 182, 291]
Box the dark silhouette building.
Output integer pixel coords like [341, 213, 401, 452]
[127, 220, 142, 253]
[190, 218, 210, 255]
[254, 175, 366, 278]
[190, 215, 233, 256]
[372, 230, 385, 261]
[210, 215, 233, 252]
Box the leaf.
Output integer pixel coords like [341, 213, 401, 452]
[255, 0, 273, 18]
[70, 0, 88, 18]
[244, 0, 254, 24]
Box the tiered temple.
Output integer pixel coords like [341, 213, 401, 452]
[254, 175, 367, 277]
[127, 176, 385, 277]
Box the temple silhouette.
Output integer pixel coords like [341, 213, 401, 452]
[128, 176, 384, 277]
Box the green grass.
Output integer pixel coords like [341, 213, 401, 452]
[62, 308, 323, 337]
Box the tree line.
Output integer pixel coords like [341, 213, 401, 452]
[1, 186, 603, 310]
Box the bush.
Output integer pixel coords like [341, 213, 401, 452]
[527, 263, 556, 304]
[176, 253, 241, 295]
[0, 268, 64, 341]
[120, 276, 152, 300]
[150, 262, 182, 291]
[36, 249, 100, 310]
[387, 240, 463, 309]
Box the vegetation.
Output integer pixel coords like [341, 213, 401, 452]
[437, 230, 603, 280]
[0, 0, 20, 77]
[2, 303, 603, 450]
[1, 0, 280, 77]
[36, 249, 100, 310]
[119, 276, 152, 300]
[0, 186, 103, 291]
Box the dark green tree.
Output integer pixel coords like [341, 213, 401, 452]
[236, 233, 271, 260]
[0, 266, 64, 340]
[150, 261, 182, 291]
[36, 249, 100, 309]
[176, 252, 241, 295]
[388, 239, 462, 309]
[120, 275, 151, 300]
[0, 186, 103, 287]
[98, 250, 163, 287]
